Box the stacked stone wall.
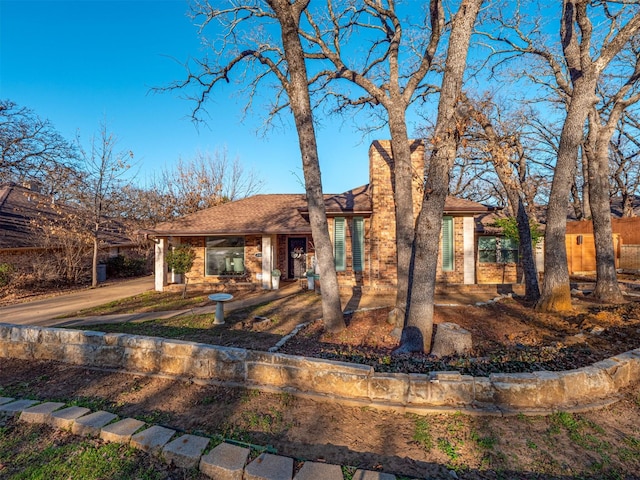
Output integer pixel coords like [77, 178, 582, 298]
[1, 323, 638, 414]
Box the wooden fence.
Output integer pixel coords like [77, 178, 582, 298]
[621, 245, 640, 271]
[566, 234, 621, 274]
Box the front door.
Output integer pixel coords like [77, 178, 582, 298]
[287, 237, 307, 279]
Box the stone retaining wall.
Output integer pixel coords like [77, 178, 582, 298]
[2, 323, 639, 414]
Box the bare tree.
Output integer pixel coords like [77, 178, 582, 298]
[0, 99, 79, 193]
[484, 0, 640, 312]
[171, 0, 345, 331]
[465, 94, 540, 301]
[77, 121, 134, 288]
[294, 0, 444, 335]
[584, 38, 640, 302]
[159, 149, 264, 217]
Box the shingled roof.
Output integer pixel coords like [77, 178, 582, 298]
[146, 183, 490, 237]
[0, 183, 135, 250]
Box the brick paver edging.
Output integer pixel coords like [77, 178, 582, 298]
[0, 323, 639, 414]
[0, 396, 375, 480]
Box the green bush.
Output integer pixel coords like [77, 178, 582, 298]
[106, 255, 147, 278]
[166, 244, 196, 275]
[0, 263, 14, 287]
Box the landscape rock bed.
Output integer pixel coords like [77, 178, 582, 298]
[279, 298, 640, 377]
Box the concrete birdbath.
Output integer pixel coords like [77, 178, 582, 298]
[208, 293, 234, 325]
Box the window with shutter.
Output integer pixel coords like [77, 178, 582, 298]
[442, 216, 454, 271]
[334, 217, 346, 271]
[352, 217, 364, 272]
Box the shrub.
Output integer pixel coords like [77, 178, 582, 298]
[106, 255, 147, 278]
[0, 263, 14, 287]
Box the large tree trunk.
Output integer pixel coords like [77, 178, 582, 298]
[396, 0, 483, 354]
[587, 110, 624, 303]
[536, 91, 591, 312]
[580, 148, 592, 219]
[268, 0, 345, 332]
[537, 0, 640, 311]
[386, 113, 415, 336]
[537, 2, 593, 313]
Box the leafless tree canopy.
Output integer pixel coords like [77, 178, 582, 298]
[0, 99, 79, 194]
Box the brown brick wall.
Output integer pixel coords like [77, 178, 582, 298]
[476, 262, 519, 284]
[367, 140, 467, 290]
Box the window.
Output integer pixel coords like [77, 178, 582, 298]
[205, 236, 245, 275]
[442, 216, 454, 271]
[479, 236, 519, 264]
[334, 217, 365, 272]
[353, 217, 365, 272]
[334, 217, 346, 271]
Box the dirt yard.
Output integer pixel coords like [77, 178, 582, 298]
[1, 290, 640, 478]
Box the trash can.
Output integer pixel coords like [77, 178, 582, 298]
[97, 264, 107, 283]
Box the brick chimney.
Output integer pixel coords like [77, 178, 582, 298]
[367, 140, 425, 289]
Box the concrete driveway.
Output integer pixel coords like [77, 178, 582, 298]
[0, 276, 155, 327]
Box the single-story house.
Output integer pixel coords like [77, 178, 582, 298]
[144, 140, 533, 293]
[0, 182, 142, 278]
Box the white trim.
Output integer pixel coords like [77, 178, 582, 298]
[261, 235, 273, 289]
[463, 216, 475, 284]
[154, 238, 168, 292]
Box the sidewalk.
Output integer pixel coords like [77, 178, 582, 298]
[56, 281, 306, 328]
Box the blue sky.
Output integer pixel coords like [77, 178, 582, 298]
[0, 0, 384, 194]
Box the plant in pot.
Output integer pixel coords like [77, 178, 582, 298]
[271, 268, 281, 290]
[166, 244, 196, 299]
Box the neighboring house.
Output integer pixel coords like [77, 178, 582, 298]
[0, 182, 140, 277]
[145, 140, 533, 293]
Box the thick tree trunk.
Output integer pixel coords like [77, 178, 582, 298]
[386, 114, 415, 336]
[537, 1, 593, 313]
[268, 0, 345, 332]
[536, 91, 590, 312]
[587, 111, 624, 303]
[396, 0, 483, 354]
[537, 0, 640, 311]
[581, 149, 592, 219]
[514, 200, 540, 301]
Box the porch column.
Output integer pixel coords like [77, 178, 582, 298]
[261, 235, 273, 289]
[154, 237, 168, 292]
[463, 216, 476, 285]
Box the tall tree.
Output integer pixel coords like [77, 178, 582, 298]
[584, 42, 640, 302]
[172, 0, 345, 331]
[465, 95, 540, 301]
[77, 121, 133, 288]
[485, 0, 640, 312]
[398, 0, 484, 353]
[298, 0, 444, 335]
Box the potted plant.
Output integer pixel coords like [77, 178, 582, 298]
[305, 269, 315, 290]
[166, 244, 196, 298]
[271, 268, 281, 290]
